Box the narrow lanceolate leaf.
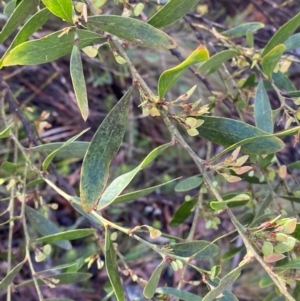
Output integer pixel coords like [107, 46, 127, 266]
[25, 206, 72, 250]
[196, 116, 284, 154]
[42, 0, 73, 23]
[143, 260, 165, 299]
[105, 229, 125, 301]
[255, 80, 273, 133]
[2, 29, 104, 66]
[156, 287, 202, 301]
[97, 143, 171, 211]
[158, 45, 209, 98]
[80, 88, 132, 213]
[147, 0, 199, 28]
[0, 260, 25, 291]
[0, 125, 11, 138]
[70, 46, 89, 121]
[262, 12, 300, 57]
[203, 266, 242, 301]
[197, 49, 239, 75]
[210, 193, 250, 210]
[284, 33, 300, 52]
[34, 229, 95, 244]
[42, 128, 89, 170]
[222, 22, 264, 38]
[88, 15, 176, 49]
[0, 0, 39, 44]
[0, 8, 51, 67]
[262, 44, 286, 78]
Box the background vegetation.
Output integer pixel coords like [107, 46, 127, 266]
[1, 0, 300, 300]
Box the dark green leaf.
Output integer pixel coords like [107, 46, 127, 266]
[29, 141, 89, 159]
[272, 71, 296, 92]
[262, 44, 286, 78]
[259, 274, 273, 288]
[156, 287, 202, 301]
[293, 281, 300, 300]
[0, 0, 39, 44]
[88, 15, 176, 49]
[158, 45, 209, 98]
[25, 206, 72, 250]
[175, 176, 203, 192]
[275, 259, 300, 271]
[241, 73, 256, 88]
[147, 0, 199, 28]
[171, 241, 219, 260]
[258, 154, 274, 169]
[0, 8, 51, 67]
[221, 246, 244, 262]
[1, 161, 17, 174]
[197, 50, 239, 75]
[169, 198, 198, 227]
[282, 91, 300, 98]
[105, 229, 125, 301]
[70, 45, 89, 121]
[43, 128, 89, 170]
[280, 195, 300, 204]
[288, 161, 300, 169]
[222, 22, 264, 38]
[97, 143, 171, 210]
[80, 88, 132, 212]
[262, 12, 300, 57]
[143, 260, 165, 299]
[0, 260, 25, 291]
[3, 29, 104, 66]
[113, 178, 177, 204]
[203, 266, 242, 301]
[35, 229, 95, 244]
[254, 80, 273, 133]
[284, 33, 300, 52]
[41, 0, 73, 23]
[196, 116, 284, 155]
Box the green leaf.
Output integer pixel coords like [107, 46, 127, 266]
[3, 29, 104, 66]
[262, 12, 300, 57]
[284, 33, 300, 52]
[0, 260, 25, 291]
[156, 287, 202, 301]
[196, 116, 284, 155]
[262, 44, 286, 78]
[143, 260, 165, 299]
[288, 161, 300, 169]
[222, 22, 264, 38]
[35, 229, 95, 244]
[175, 175, 203, 192]
[210, 193, 250, 210]
[197, 49, 239, 75]
[0, 8, 51, 67]
[254, 80, 273, 133]
[275, 259, 300, 271]
[80, 88, 132, 212]
[203, 266, 242, 301]
[147, 0, 199, 28]
[4, 0, 16, 15]
[259, 274, 273, 288]
[272, 71, 296, 92]
[29, 141, 89, 159]
[41, 0, 73, 23]
[158, 45, 209, 98]
[280, 195, 300, 204]
[97, 143, 171, 210]
[105, 229, 125, 301]
[1, 161, 17, 174]
[20, 272, 92, 286]
[169, 198, 198, 227]
[113, 178, 177, 204]
[70, 45, 89, 121]
[0, 125, 11, 138]
[282, 91, 300, 98]
[170, 241, 219, 260]
[0, 0, 39, 44]
[241, 73, 256, 88]
[88, 15, 176, 49]
[220, 246, 244, 262]
[42, 128, 89, 171]
[25, 206, 72, 250]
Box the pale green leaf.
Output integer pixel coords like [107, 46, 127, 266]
[174, 175, 203, 192]
[0, 260, 25, 291]
[1, 161, 17, 174]
[284, 33, 300, 52]
[70, 45, 89, 121]
[147, 0, 199, 28]
[254, 80, 273, 133]
[0, 125, 11, 138]
[88, 15, 176, 49]
[80, 88, 132, 213]
[42, 0, 73, 23]
[262, 12, 300, 57]
[222, 22, 264, 38]
[97, 143, 171, 210]
[262, 44, 286, 78]
[210, 193, 250, 210]
[156, 287, 202, 301]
